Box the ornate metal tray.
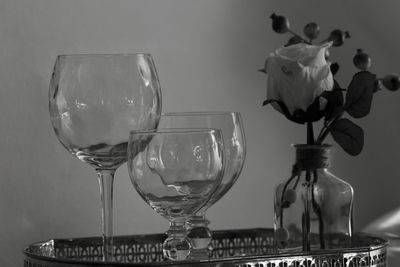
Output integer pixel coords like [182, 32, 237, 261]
[24, 228, 387, 267]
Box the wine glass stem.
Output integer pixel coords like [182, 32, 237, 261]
[96, 169, 116, 262]
[167, 219, 187, 238]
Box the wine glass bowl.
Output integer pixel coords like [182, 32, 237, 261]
[49, 54, 161, 169]
[127, 128, 224, 261]
[49, 53, 162, 260]
[157, 112, 246, 258]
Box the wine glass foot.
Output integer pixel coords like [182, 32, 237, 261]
[187, 225, 213, 260]
[186, 247, 212, 260]
[163, 237, 191, 261]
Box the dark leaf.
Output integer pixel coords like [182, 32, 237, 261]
[322, 80, 345, 120]
[291, 109, 306, 123]
[262, 99, 276, 106]
[332, 79, 343, 91]
[258, 68, 267, 74]
[263, 99, 292, 117]
[290, 113, 309, 124]
[330, 63, 340, 76]
[263, 99, 305, 124]
[302, 97, 325, 122]
[326, 106, 344, 122]
[344, 71, 376, 118]
[330, 118, 364, 156]
[285, 35, 305, 47]
[322, 85, 344, 105]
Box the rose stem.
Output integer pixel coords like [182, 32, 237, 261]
[287, 29, 311, 44]
[307, 122, 315, 145]
[312, 170, 325, 249]
[293, 174, 301, 189]
[302, 204, 311, 251]
[316, 123, 329, 144]
[316, 122, 333, 144]
[316, 111, 344, 144]
[307, 122, 326, 249]
[303, 122, 314, 251]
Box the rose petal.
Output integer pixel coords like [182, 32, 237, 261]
[278, 43, 307, 60]
[265, 42, 334, 115]
[307, 43, 331, 67]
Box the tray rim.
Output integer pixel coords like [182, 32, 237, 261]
[23, 228, 389, 266]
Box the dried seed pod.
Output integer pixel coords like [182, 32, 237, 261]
[304, 22, 320, 40]
[274, 227, 290, 247]
[353, 49, 371, 71]
[327, 29, 350, 47]
[285, 35, 304, 46]
[382, 74, 400, 91]
[270, 13, 290, 34]
[284, 189, 297, 204]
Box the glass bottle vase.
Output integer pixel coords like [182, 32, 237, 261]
[274, 144, 354, 252]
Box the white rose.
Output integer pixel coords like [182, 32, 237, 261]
[266, 42, 334, 115]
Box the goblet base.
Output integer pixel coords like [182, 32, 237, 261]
[162, 237, 191, 261]
[187, 215, 212, 259]
[187, 226, 212, 247]
[186, 247, 212, 260]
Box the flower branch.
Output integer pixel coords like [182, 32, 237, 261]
[263, 13, 399, 251]
[262, 13, 400, 156]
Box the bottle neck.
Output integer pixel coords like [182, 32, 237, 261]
[295, 144, 331, 171]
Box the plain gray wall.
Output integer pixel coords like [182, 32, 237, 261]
[1, 0, 400, 265]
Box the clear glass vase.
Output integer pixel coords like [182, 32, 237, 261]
[274, 144, 354, 252]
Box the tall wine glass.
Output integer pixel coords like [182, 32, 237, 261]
[158, 112, 246, 258]
[127, 129, 224, 261]
[48, 54, 162, 261]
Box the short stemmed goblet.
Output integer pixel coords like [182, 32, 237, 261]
[127, 129, 224, 261]
[158, 112, 246, 258]
[49, 54, 162, 261]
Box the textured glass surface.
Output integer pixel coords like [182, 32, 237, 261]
[274, 145, 354, 252]
[158, 112, 246, 258]
[127, 129, 224, 261]
[48, 54, 162, 260]
[158, 112, 246, 209]
[49, 54, 162, 169]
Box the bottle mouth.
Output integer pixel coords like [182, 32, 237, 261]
[295, 144, 331, 170]
[293, 144, 332, 149]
